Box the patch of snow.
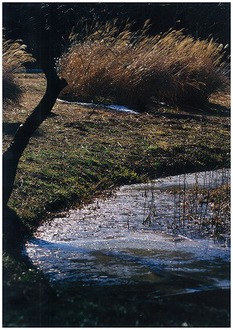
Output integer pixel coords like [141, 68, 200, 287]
[57, 99, 138, 114]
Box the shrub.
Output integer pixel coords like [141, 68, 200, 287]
[57, 21, 229, 111]
[3, 38, 35, 104]
[3, 70, 22, 104]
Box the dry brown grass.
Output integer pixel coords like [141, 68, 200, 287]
[57, 21, 229, 111]
[169, 171, 230, 242]
[3, 38, 35, 105]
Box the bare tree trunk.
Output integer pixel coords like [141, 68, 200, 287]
[3, 71, 67, 207]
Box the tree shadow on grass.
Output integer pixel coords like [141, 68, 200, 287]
[206, 102, 230, 116]
[3, 206, 30, 259]
[3, 122, 44, 137]
[3, 206, 57, 327]
[151, 100, 230, 120]
[176, 100, 230, 117]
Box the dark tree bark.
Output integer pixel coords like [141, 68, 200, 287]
[3, 70, 67, 207]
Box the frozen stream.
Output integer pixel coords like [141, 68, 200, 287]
[26, 169, 230, 297]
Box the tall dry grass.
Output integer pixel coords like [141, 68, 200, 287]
[143, 169, 230, 244]
[57, 21, 229, 111]
[171, 174, 230, 242]
[3, 38, 35, 104]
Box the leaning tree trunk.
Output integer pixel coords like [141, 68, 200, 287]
[3, 70, 67, 207]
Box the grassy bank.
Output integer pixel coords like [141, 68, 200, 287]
[3, 74, 230, 327]
[3, 74, 230, 232]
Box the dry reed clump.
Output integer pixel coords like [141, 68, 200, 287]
[57, 21, 229, 111]
[170, 175, 230, 243]
[3, 38, 35, 104]
[208, 183, 230, 240]
[143, 170, 230, 244]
